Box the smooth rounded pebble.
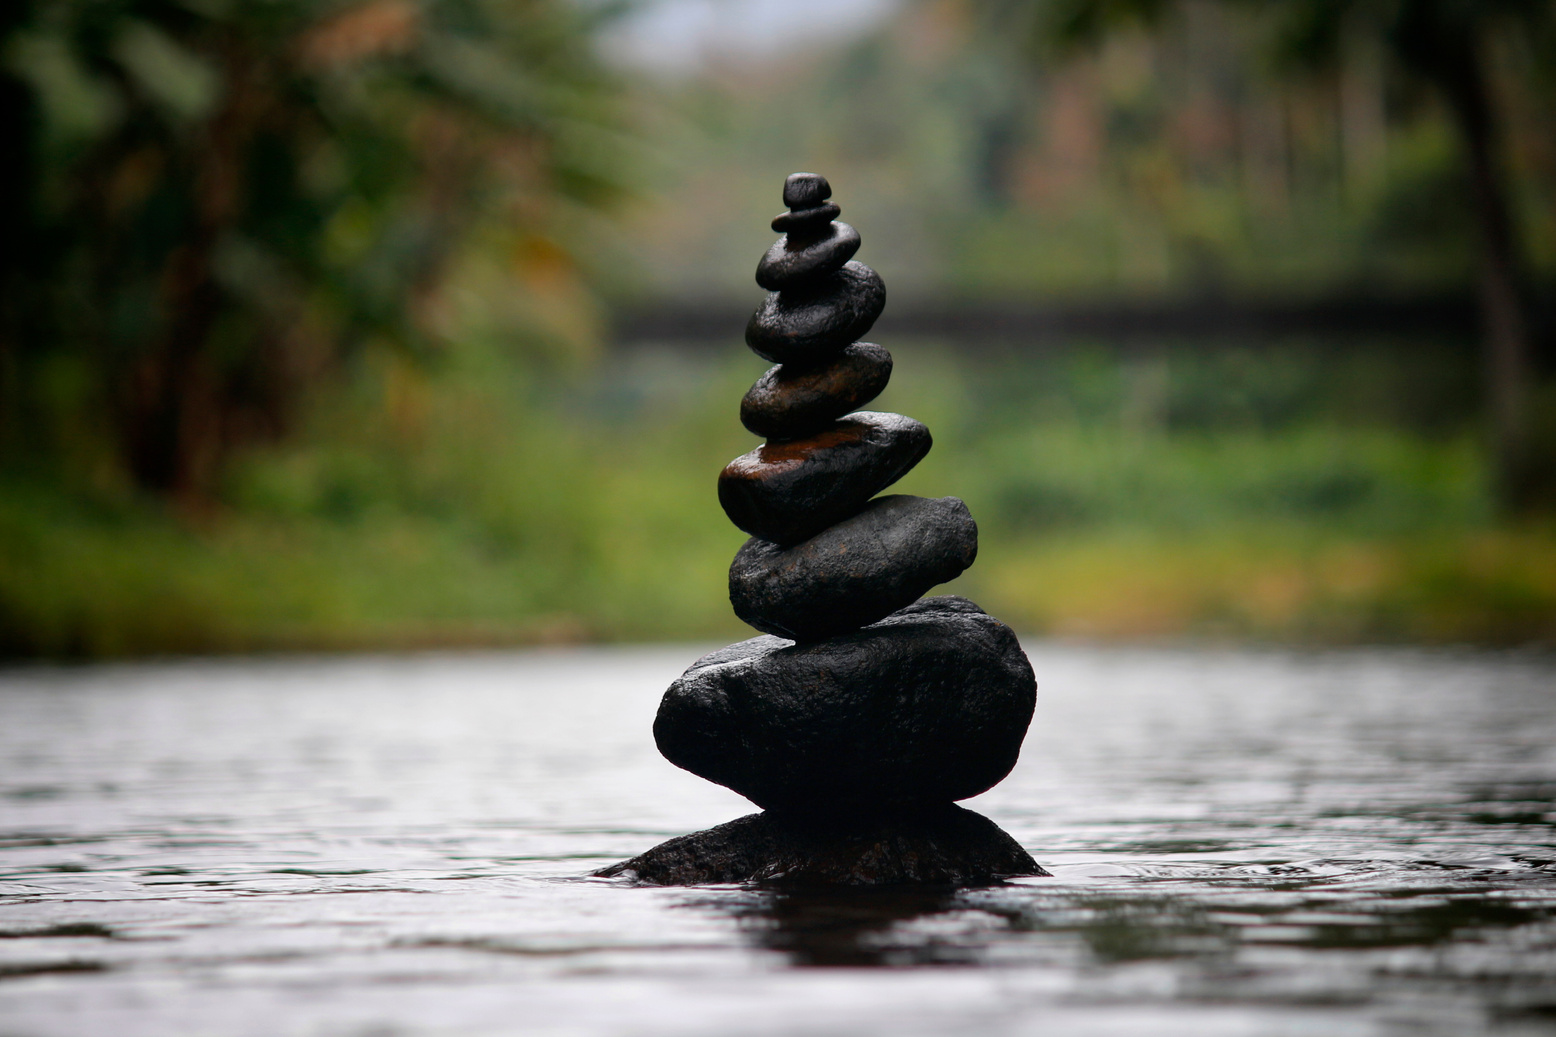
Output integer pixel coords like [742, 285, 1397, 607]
[740, 341, 892, 439]
[782, 172, 831, 210]
[771, 202, 841, 234]
[745, 261, 886, 365]
[718, 411, 929, 545]
[730, 495, 977, 641]
[653, 596, 1038, 815]
[755, 222, 862, 291]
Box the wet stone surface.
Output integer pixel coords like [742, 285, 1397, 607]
[739, 341, 892, 439]
[755, 222, 862, 291]
[597, 805, 1044, 886]
[745, 261, 886, 365]
[653, 597, 1037, 814]
[717, 411, 930, 544]
[729, 495, 978, 641]
[770, 202, 842, 235]
[782, 171, 831, 210]
[713, 172, 1013, 882]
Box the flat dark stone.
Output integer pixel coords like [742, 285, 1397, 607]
[740, 342, 892, 439]
[654, 596, 1037, 814]
[771, 202, 841, 234]
[730, 495, 977, 641]
[745, 261, 886, 365]
[755, 222, 862, 291]
[596, 805, 1047, 886]
[718, 411, 929, 544]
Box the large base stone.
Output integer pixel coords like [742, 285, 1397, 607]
[655, 596, 1036, 813]
[595, 805, 1047, 886]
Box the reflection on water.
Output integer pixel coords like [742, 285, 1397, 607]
[735, 887, 972, 967]
[714, 859, 1556, 974]
[0, 644, 1553, 1036]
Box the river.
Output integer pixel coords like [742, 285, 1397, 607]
[2, 642, 1554, 1035]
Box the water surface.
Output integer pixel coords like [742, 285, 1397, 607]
[2, 643, 1554, 1036]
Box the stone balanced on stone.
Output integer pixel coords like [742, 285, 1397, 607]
[599, 173, 1046, 885]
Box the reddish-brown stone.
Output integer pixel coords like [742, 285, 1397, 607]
[717, 411, 929, 544]
[740, 342, 892, 439]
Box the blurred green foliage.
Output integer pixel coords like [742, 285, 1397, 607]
[1015, 0, 1556, 508]
[1, 0, 1554, 656]
[614, 0, 1556, 302]
[4, 338, 1552, 657]
[0, 0, 625, 498]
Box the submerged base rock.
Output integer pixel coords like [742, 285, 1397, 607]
[596, 805, 1047, 886]
[655, 596, 1036, 814]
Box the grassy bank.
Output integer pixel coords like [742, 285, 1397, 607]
[3, 341, 1551, 658]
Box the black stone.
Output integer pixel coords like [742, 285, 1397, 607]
[740, 341, 892, 439]
[745, 261, 886, 365]
[718, 411, 929, 545]
[595, 805, 1047, 886]
[783, 172, 831, 210]
[654, 596, 1037, 814]
[730, 495, 977, 641]
[756, 222, 862, 291]
[771, 202, 841, 234]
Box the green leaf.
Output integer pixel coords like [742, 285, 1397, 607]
[111, 20, 220, 123]
[3, 29, 123, 145]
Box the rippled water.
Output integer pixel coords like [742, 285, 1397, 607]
[2, 642, 1554, 1036]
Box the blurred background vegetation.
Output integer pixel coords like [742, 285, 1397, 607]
[1, 0, 1553, 657]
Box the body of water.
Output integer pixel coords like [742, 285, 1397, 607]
[2, 642, 1554, 1035]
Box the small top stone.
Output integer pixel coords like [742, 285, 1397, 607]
[783, 172, 831, 210]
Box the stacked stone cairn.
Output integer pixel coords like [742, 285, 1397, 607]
[599, 174, 1046, 886]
